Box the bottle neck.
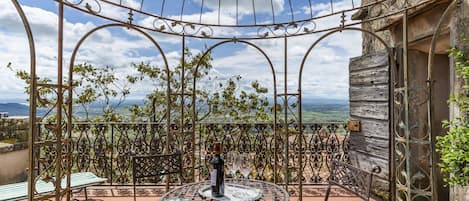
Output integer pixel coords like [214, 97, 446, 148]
[214, 143, 221, 155]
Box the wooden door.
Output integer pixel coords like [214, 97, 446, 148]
[348, 50, 391, 195]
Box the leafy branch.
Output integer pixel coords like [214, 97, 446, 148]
[436, 35, 469, 186]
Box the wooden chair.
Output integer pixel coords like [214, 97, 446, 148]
[132, 151, 183, 201]
[325, 160, 380, 201]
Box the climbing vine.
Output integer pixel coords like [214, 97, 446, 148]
[436, 35, 469, 186]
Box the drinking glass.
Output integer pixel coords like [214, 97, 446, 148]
[226, 151, 239, 178]
[239, 153, 251, 179]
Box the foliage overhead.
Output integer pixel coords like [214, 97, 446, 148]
[7, 48, 272, 123]
[7, 62, 131, 122]
[126, 48, 272, 123]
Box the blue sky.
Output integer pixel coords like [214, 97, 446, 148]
[0, 0, 362, 103]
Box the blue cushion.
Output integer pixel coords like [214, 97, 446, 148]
[0, 172, 107, 201]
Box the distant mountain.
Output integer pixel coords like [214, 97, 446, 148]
[0, 103, 30, 116]
[301, 97, 348, 104]
[0, 99, 349, 121]
[265, 97, 348, 105]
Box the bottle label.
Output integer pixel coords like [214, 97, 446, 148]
[210, 170, 217, 186]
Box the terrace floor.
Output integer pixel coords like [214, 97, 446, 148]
[72, 185, 369, 201]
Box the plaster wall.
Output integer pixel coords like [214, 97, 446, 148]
[0, 148, 28, 185]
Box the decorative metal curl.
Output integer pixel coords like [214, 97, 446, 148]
[63, 0, 84, 5]
[256, 19, 318, 38]
[64, 0, 102, 14]
[152, 18, 214, 38]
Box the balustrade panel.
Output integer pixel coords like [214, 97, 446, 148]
[38, 122, 348, 185]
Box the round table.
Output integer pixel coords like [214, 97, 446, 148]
[160, 178, 289, 201]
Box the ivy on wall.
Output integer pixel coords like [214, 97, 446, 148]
[436, 35, 469, 186]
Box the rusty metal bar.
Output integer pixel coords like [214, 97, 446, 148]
[252, 0, 257, 25]
[10, 0, 37, 200]
[65, 0, 74, 198]
[427, 0, 458, 200]
[66, 22, 171, 191]
[181, 34, 185, 155]
[273, 84, 278, 184]
[218, 0, 221, 25]
[60, 0, 430, 40]
[199, 0, 204, 23]
[191, 41, 198, 183]
[426, 1, 458, 200]
[402, 9, 412, 201]
[111, 125, 114, 185]
[270, 0, 276, 24]
[165, 37, 172, 193]
[295, 40, 303, 201]
[283, 35, 289, 194]
[55, 2, 65, 200]
[94, 0, 387, 28]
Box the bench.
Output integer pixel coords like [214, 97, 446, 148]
[325, 160, 381, 201]
[0, 172, 107, 201]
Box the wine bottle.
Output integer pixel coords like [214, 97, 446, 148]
[210, 142, 225, 197]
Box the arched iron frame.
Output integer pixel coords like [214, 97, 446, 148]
[298, 27, 396, 201]
[67, 23, 172, 194]
[191, 39, 279, 183]
[9, 1, 38, 200]
[23, 18, 172, 200]
[2, 0, 456, 201]
[59, 0, 391, 40]
[425, 0, 461, 200]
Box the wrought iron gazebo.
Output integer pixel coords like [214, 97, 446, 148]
[5, 0, 463, 200]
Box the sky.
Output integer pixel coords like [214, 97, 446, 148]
[0, 0, 363, 103]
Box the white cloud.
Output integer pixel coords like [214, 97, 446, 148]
[193, 0, 285, 16]
[200, 0, 363, 100]
[0, 1, 177, 101]
[78, 0, 142, 20]
[0, 0, 363, 102]
[303, 0, 360, 15]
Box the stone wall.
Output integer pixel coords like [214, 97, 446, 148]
[356, 0, 469, 200]
[359, 0, 446, 54]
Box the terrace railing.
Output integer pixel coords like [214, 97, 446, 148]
[36, 122, 349, 186]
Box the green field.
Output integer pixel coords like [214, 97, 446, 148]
[1, 102, 349, 123]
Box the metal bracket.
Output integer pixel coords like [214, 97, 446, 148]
[347, 120, 361, 132]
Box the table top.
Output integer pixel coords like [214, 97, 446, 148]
[160, 178, 289, 201]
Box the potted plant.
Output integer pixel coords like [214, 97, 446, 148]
[436, 36, 469, 201]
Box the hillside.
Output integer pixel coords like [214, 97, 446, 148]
[0, 102, 349, 122]
[0, 103, 30, 116]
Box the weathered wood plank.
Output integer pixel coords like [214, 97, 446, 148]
[350, 67, 389, 85]
[354, 119, 389, 139]
[349, 150, 389, 178]
[349, 133, 389, 158]
[350, 53, 389, 72]
[350, 85, 389, 101]
[350, 102, 389, 120]
[348, 51, 390, 184]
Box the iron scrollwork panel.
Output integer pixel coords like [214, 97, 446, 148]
[394, 75, 434, 200]
[47, 121, 349, 186]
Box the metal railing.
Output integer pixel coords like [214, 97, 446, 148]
[36, 122, 349, 186]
